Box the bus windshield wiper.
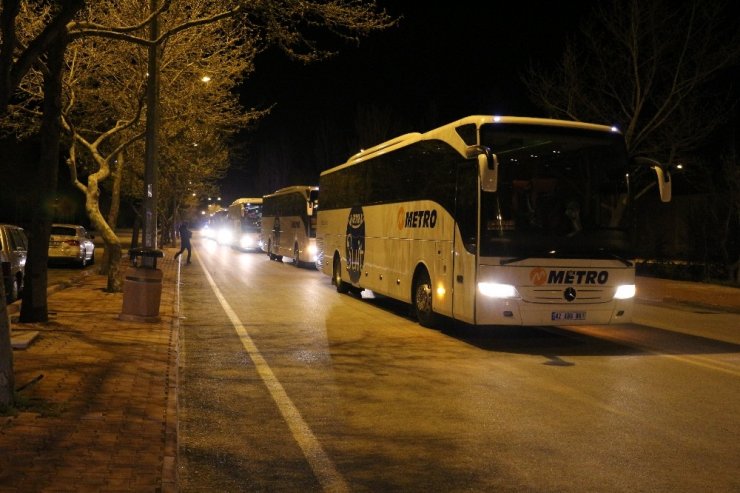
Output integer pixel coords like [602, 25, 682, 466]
[499, 252, 553, 265]
[599, 251, 633, 267]
[500, 250, 633, 267]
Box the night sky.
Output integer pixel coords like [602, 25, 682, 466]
[221, 1, 591, 202]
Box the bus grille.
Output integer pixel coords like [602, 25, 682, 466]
[521, 287, 611, 304]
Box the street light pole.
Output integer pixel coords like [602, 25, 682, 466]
[119, 0, 164, 323]
[142, 0, 160, 260]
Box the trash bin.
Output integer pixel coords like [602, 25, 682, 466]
[119, 248, 164, 323]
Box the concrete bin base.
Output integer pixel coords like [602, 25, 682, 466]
[119, 266, 163, 323]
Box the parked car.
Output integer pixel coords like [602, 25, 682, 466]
[0, 223, 28, 303]
[48, 223, 95, 267]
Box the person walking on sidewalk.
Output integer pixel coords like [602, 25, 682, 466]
[174, 221, 192, 264]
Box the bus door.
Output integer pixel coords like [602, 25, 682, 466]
[451, 163, 479, 323]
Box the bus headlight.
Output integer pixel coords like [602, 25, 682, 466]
[614, 284, 636, 299]
[217, 228, 232, 244]
[240, 235, 256, 249]
[478, 282, 519, 299]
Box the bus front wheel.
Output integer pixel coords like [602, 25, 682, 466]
[333, 255, 349, 294]
[413, 270, 437, 328]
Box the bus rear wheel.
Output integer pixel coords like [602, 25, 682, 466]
[413, 270, 437, 328]
[267, 240, 282, 261]
[333, 255, 349, 294]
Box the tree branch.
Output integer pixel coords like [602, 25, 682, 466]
[2, 0, 84, 112]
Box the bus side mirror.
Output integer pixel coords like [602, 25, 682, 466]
[467, 145, 498, 192]
[635, 157, 672, 203]
[653, 165, 672, 203]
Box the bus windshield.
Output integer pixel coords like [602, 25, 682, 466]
[478, 123, 633, 259]
[241, 205, 262, 232]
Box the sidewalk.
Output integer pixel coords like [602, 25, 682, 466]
[1, 251, 180, 493]
[636, 275, 740, 311]
[1, 260, 738, 492]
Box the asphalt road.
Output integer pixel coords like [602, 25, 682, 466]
[175, 237, 740, 493]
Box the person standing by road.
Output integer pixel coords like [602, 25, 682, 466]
[174, 222, 192, 264]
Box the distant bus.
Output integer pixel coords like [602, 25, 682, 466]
[226, 197, 263, 250]
[316, 115, 672, 328]
[261, 185, 319, 267]
[202, 208, 228, 241]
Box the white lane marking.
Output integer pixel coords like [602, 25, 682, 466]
[194, 250, 349, 493]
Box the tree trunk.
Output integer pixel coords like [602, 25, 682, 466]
[105, 241, 124, 292]
[107, 150, 123, 229]
[19, 33, 66, 323]
[609, 193, 629, 228]
[0, 279, 15, 408]
[99, 151, 124, 277]
[85, 175, 124, 292]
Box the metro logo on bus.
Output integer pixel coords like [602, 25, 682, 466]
[397, 207, 438, 229]
[529, 267, 548, 285]
[530, 267, 609, 286]
[348, 212, 364, 228]
[397, 207, 406, 230]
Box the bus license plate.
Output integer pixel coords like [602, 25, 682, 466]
[551, 311, 586, 321]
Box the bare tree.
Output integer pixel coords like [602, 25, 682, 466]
[524, 0, 740, 153]
[5, 0, 395, 295]
[0, 0, 396, 406]
[521, 0, 740, 232]
[0, 0, 84, 112]
[0, 0, 84, 408]
[59, 0, 259, 291]
[683, 137, 740, 282]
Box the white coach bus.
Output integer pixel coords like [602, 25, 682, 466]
[261, 185, 320, 267]
[316, 115, 672, 327]
[226, 197, 263, 250]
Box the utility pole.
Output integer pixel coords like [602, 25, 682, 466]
[120, 0, 164, 322]
[142, 0, 160, 259]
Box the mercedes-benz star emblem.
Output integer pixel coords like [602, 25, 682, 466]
[563, 287, 577, 302]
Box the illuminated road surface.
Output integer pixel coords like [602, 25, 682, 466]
[176, 236, 740, 493]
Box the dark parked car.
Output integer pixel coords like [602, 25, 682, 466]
[1, 223, 28, 303]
